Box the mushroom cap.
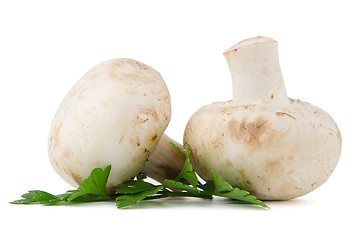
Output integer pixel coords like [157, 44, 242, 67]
[48, 58, 171, 193]
[184, 99, 341, 200]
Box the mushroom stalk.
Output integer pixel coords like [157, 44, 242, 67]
[224, 36, 289, 104]
[142, 134, 185, 183]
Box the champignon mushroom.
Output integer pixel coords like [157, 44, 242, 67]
[142, 134, 185, 183]
[183, 37, 342, 200]
[48, 58, 178, 193]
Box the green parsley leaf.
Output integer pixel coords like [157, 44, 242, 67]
[11, 166, 114, 205]
[67, 165, 112, 202]
[209, 171, 269, 208]
[116, 173, 158, 194]
[163, 179, 200, 194]
[10, 190, 61, 204]
[173, 145, 199, 188]
[115, 172, 164, 208]
[116, 186, 163, 208]
[169, 142, 186, 162]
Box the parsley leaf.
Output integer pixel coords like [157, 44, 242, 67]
[116, 186, 163, 208]
[169, 142, 186, 162]
[116, 173, 157, 194]
[10, 190, 62, 204]
[172, 144, 199, 188]
[162, 180, 213, 199]
[11, 165, 114, 205]
[115, 172, 164, 208]
[163, 179, 200, 194]
[67, 165, 112, 201]
[208, 171, 269, 208]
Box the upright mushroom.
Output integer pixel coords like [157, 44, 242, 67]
[48, 58, 183, 193]
[184, 37, 342, 200]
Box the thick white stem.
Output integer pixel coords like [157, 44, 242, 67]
[223, 36, 289, 104]
[141, 134, 185, 183]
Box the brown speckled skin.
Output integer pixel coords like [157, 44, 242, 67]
[184, 99, 341, 200]
[48, 59, 171, 193]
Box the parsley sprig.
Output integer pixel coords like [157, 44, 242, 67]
[11, 143, 269, 209]
[10, 166, 113, 205]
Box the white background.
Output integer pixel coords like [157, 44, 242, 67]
[1, 0, 361, 239]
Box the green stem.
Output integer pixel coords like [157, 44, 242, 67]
[144, 191, 213, 201]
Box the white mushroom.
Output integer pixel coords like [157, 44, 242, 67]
[48, 58, 176, 193]
[184, 37, 342, 200]
[142, 134, 185, 183]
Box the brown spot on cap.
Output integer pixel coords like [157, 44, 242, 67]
[228, 118, 269, 146]
[239, 169, 246, 179]
[136, 61, 149, 70]
[62, 148, 73, 160]
[212, 137, 224, 148]
[151, 134, 157, 141]
[130, 136, 140, 147]
[276, 112, 296, 120]
[143, 149, 151, 158]
[141, 107, 159, 121]
[265, 159, 283, 175]
[225, 159, 233, 167]
[52, 123, 63, 148]
[136, 115, 149, 123]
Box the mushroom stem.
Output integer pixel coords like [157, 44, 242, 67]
[141, 134, 185, 183]
[223, 36, 289, 104]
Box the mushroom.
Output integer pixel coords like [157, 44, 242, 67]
[142, 134, 185, 183]
[48, 58, 183, 193]
[183, 37, 342, 200]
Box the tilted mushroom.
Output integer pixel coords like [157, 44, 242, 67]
[48, 58, 183, 193]
[142, 134, 185, 183]
[184, 37, 342, 200]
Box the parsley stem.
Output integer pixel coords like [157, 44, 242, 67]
[144, 191, 213, 200]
